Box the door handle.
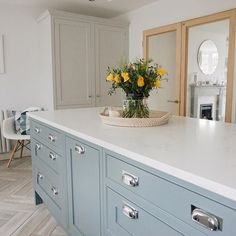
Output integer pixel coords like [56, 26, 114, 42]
[167, 100, 179, 104]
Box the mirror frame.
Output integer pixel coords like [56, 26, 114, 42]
[197, 39, 219, 75]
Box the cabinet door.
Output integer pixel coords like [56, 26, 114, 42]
[54, 19, 95, 109]
[66, 137, 101, 236]
[95, 24, 128, 107]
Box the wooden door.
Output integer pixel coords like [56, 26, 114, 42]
[143, 24, 182, 115]
[181, 10, 236, 122]
[95, 24, 128, 107]
[54, 19, 95, 109]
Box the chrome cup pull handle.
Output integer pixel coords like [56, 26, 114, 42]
[191, 207, 223, 231]
[35, 143, 41, 151]
[49, 152, 57, 161]
[37, 172, 44, 184]
[123, 203, 139, 219]
[34, 127, 41, 134]
[122, 171, 139, 187]
[75, 144, 86, 154]
[51, 186, 59, 196]
[37, 173, 44, 180]
[35, 143, 42, 155]
[48, 134, 56, 142]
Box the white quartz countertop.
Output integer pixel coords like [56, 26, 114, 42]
[29, 108, 236, 202]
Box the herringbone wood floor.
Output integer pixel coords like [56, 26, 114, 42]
[0, 156, 68, 236]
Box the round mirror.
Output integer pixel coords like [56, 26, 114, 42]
[197, 40, 219, 75]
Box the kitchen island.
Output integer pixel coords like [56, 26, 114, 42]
[29, 108, 236, 236]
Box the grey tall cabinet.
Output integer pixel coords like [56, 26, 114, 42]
[37, 10, 129, 110]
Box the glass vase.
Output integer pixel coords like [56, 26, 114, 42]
[122, 98, 149, 118]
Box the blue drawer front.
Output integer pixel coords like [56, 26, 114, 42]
[31, 138, 64, 175]
[106, 187, 207, 236]
[31, 120, 64, 154]
[105, 152, 236, 236]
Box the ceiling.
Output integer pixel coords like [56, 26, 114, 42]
[0, 0, 159, 18]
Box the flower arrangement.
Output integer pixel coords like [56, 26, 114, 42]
[106, 59, 168, 118]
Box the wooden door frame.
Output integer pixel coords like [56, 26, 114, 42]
[143, 23, 182, 115]
[143, 9, 236, 122]
[181, 9, 236, 122]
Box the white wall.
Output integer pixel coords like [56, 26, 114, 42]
[0, 0, 236, 114]
[114, 0, 236, 60]
[188, 26, 228, 85]
[0, 4, 53, 111]
[115, 0, 236, 122]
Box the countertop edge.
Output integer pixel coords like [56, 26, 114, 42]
[28, 113, 236, 202]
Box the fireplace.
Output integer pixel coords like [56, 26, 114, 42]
[200, 104, 213, 120]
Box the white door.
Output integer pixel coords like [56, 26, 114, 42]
[54, 19, 95, 109]
[148, 31, 179, 115]
[95, 25, 128, 107]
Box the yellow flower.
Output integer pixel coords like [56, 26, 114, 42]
[137, 76, 145, 87]
[121, 72, 130, 82]
[106, 73, 114, 82]
[157, 68, 167, 77]
[154, 79, 161, 88]
[114, 74, 121, 84]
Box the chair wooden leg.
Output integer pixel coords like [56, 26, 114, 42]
[7, 141, 19, 168]
[20, 140, 24, 158]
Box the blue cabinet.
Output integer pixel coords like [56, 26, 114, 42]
[104, 150, 236, 236]
[30, 121, 68, 230]
[30, 119, 236, 236]
[66, 137, 102, 236]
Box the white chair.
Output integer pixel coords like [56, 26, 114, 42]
[2, 117, 30, 168]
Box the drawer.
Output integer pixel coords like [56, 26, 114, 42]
[31, 138, 63, 174]
[105, 153, 236, 235]
[31, 121, 64, 153]
[34, 163, 64, 209]
[106, 187, 205, 236]
[33, 167, 67, 229]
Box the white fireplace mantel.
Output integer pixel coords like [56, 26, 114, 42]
[190, 84, 226, 121]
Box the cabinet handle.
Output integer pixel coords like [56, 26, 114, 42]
[35, 143, 41, 151]
[123, 203, 139, 220]
[37, 173, 44, 180]
[35, 143, 42, 155]
[48, 134, 56, 142]
[34, 127, 41, 134]
[192, 207, 222, 231]
[37, 172, 44, 184]
[122, 171, 139, 187]
[51, 186, 59, 196]
[49, 152, 57, 161]
[75, 144, 85, 154]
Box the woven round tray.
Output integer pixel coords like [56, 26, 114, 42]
[100, 110, 171, 127]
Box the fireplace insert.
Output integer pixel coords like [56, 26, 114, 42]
[200, 104, 213, 120]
